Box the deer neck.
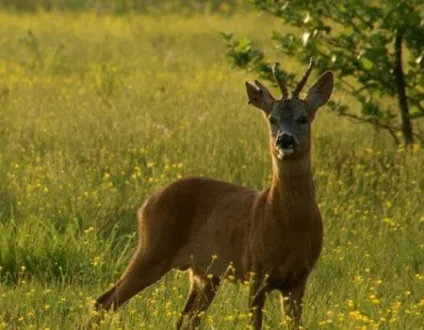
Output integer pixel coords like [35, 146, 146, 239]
[268, 152, 316, 219]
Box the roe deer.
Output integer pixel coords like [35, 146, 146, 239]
[94, 60, 334, 330]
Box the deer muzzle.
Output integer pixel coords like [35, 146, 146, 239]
[275, 133, 298, 158]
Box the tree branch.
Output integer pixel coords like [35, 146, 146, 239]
[339, 112, 401, 145]
[409, 113, 424, 119]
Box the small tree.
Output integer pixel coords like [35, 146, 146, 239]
[223, 0, 424, 146]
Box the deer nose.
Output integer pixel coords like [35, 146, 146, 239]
[276, 134, 296, 149]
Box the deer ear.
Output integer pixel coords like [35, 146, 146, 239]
[245, 80, 275, 114]
[306, 71, 333, 118]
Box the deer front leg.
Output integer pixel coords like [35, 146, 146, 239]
[248, 276, 267, 330]
[279, 276, 307, 330]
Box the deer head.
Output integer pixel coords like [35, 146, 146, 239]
[245, 60, 333, 160]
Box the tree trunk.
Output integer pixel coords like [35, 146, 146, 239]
[394, 30, 413, 146]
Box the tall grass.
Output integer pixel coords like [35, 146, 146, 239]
[0, 11, 422, 329]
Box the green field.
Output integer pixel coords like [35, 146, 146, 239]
[0, 10, 423, 330]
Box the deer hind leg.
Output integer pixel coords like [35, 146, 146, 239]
[95, 251, 172, 312]
[279, 275, 308, 330]
[248, 277, 267, 330]
[176, 271, 220, 330]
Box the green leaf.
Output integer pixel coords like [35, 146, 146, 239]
[220, 32, 234, 41]
[343, 26, 354, 35]
[360, 58, 374, 70]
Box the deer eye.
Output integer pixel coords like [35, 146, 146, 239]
[269, 117, 278, 125]
[296, 116, 308, 125]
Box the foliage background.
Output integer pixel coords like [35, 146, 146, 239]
[223, 0, 424, 146]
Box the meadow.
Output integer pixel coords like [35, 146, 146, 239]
[0, 8, 423, 330]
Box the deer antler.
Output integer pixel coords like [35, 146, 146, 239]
[292, 58, 314, 99]
[272, 62, 289, 99]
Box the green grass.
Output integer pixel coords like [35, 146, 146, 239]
[0, 0, 244, 13]
[0, 10, 423, 330]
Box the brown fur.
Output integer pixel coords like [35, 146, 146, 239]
[94, 65, 334, 330]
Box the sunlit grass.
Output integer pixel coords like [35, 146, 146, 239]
[0, 10, 423, 330]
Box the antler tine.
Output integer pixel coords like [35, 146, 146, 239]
[272, 62, 289, 99]
[292, 57, 315, 99]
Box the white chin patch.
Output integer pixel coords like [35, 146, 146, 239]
[277, 148, 294, 159]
